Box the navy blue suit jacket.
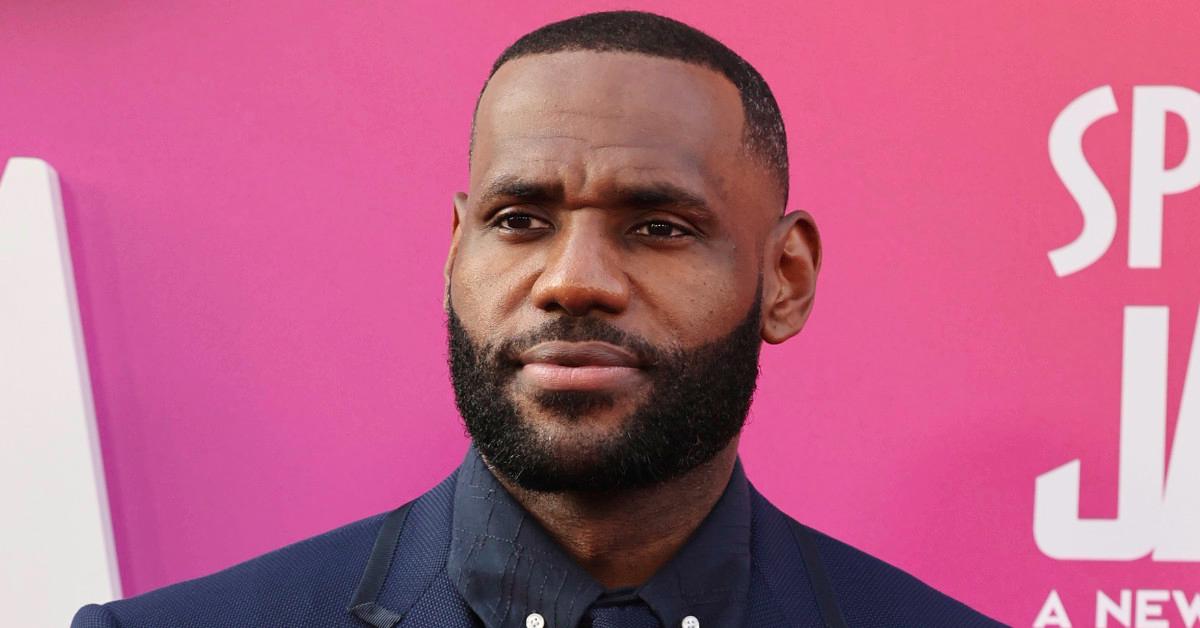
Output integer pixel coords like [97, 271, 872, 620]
[72, 470, 1004, 627]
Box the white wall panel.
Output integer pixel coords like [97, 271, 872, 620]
[0, 157, 120, 626]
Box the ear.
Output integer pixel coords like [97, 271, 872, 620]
[761, 210, 821, 344]
[444, 192, 468, 311]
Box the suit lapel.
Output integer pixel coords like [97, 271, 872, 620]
[745, 484, 828, 627]
[347, 472, 478, 628]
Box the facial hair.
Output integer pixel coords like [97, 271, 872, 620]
[447, 287, 763, 493]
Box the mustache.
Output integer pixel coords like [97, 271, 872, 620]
[492, 317, 664, 369]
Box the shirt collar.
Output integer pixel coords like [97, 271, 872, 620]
[637, 458, 752, 626]
[446, 447, 752, 628]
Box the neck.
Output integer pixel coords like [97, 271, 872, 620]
[490, 439, 740, 590]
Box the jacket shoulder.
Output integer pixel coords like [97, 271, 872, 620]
[78, 510, 391, 628]
[750, 488, 1005, 627]
[806, 525, 1005, 627]
[70, 604, 120, 628]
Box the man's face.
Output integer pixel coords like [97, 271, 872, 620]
[446, 51, 786, 491]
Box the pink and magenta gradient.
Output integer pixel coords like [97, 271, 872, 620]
[4, 2, 1200, 624]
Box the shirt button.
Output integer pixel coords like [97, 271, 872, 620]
[526, 612, 546, 628]
[682, 616, 700, 628]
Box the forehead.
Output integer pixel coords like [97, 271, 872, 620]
[471, 51, 747, 200]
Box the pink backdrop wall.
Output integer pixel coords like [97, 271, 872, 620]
[5, 2, 1200, 625]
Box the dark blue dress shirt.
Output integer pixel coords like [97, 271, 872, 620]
[447, 448, 751, 628]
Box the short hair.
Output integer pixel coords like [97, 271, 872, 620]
[474, 10, 789, 205]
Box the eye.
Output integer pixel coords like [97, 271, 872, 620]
[632, 220, 692, 239]
[494, 213, 552, 232]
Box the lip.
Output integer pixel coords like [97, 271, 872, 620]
[518, 341, 641, 368]
[516, 341, 644, 392]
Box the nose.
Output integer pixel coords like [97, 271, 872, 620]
[530, 217, 630, 316]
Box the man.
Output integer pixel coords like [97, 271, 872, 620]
[73, 11, 1001, 628]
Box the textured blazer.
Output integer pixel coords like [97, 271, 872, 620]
[72, 470, 1004, 627]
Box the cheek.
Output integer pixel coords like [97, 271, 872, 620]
[654, 281, 741, 340]
[448, 239, 531, 337]
[628, 253, 755, 344]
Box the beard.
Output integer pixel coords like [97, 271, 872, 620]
[447, 287, 763, 493]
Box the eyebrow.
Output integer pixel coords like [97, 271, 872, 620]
[478, 176, 713, 221]
[478, 175, 563, 207]
[616, 182, 709, 214]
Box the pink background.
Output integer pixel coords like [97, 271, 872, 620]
[4, 2, 1199, 624]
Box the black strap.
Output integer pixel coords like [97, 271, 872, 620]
[348, 502, 415, 628]
[791, 521, 850, 628]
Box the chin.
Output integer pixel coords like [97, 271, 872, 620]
[520, 408, 636, 447]
[514, 388, 637, 424]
